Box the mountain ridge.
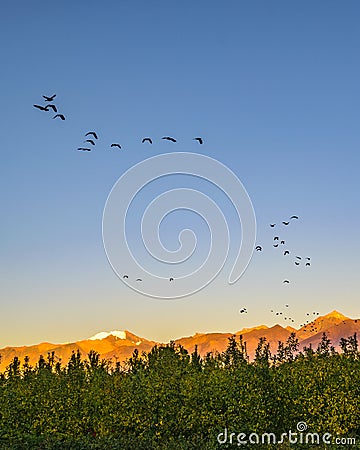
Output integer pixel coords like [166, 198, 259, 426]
[0, 310, 358, 370]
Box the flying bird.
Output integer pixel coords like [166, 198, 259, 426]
[285, 304, 289, 307]
[85, 131, 98, 139]
[270, 224, 276, 227]
[142, 138, 153, 144]
[53, 114, 65, 120]
[84, 139, 95, 146]
[284, 250, 290, 255]
[290, 215, 299, 220]
[169, 277, 174, 282]
[255, 245, 262, 251]
[111, 143, 121, 149]
[136, 278, 142, 282]
[33, 104, 48, 111]
[162, 136, 177, 142]
[123, 275, 129, 279]
[281, 240, 285, 245]
[193, 137, 203, 144]
[43, 94, 56, 102]
[296, 256, 302, 260]
[305, 262, 311, 266]
[77, 147, 91, 151]
[239, 308, 247, 314]
[283, 280, 290, 284]
[295, 261, 300, 266]
[274, 237, 279, 241]
[45, 104, 57, 112]
[273, 244, 279, 248]
[282, 221, 290, 226]
[305, 257, 311, 260]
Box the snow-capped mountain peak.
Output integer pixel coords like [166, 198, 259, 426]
[88, 330, 126, 341]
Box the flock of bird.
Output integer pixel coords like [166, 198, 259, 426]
[33, 97, 205, 149]
[238, 304, 324, 334]
[33, 94, 204, 153]
[271, 307, 321, 332]
[122, 275, 174, 283]
[77, 131, 99, 152]
[76, 133, 204, 152]
[239, 215, 318, 331]
[33, 94, 65, 120]
[32, 93, 206, 285]
[33, 96, 322, 326]
[255, 215, 311, 284]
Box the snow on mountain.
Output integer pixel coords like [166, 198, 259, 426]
[88, 330, 126, 341]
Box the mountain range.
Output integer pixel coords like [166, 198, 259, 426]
[0, 310, 358, 371]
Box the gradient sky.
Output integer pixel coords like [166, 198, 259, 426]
[1, 1, 359, 347]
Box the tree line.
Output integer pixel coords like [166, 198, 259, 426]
[0, 332, 359, 449]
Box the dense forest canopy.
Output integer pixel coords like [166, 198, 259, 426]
[0, 332, 359, 449]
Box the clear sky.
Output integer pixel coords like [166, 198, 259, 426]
[1, 1, 359, 347]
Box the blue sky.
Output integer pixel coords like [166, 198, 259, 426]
[0, 1, 359, 347]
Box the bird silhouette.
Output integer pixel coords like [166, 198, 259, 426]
[52, 114, 65, 120]
[136, 278, 142, 282]
[270, 224, 276, 227]
[305, 262, 311, 266]
[111, 143, 121, 149]
[282, 221, 290, 226]
[169, 277, 174, 282]
[142, 138, 153, 144]
[45, 104, 57, 112]
[239, 308, 247, 314]
[273, 244, 279, 248]
[290, 215, 299, 220]
[305, 257, 311, 260]
[43, 94, 56, 102]
[296, 256, 302, 260]
[284, 250, 290, 255]
[295, 261, 300, 266]
[193, 137, 203, 144]
[33, 104, 48, 111]
[85, 131, 98, 139]
[274, 236, 279, 240]
[281, 240, 285, 245]
[84, 139, 95, 146]
[283, 280, 290, 284]
[285, 304, 289, 307]
[162, 136, 176, 142]
[123, 275, 129, 279]
[255, 245, 262, 251]
[77, 147, 91, 151]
